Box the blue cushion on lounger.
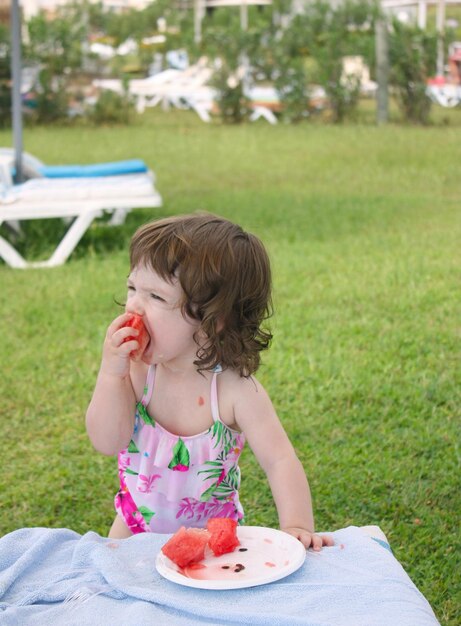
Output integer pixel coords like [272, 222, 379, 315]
[37, 159, 148, 178]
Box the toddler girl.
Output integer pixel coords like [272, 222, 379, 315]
[86, 213, 332, 550]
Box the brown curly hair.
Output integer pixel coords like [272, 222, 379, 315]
[129, 212, 273, 376]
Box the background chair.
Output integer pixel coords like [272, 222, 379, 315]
[0, 172, 162, 269]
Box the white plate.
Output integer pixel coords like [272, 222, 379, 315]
[155, 526, 306, 590]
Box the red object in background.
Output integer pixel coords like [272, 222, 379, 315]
[122, 314, 150, 360]
[427, 75, 446, 86]
[206, 518, 240, 556]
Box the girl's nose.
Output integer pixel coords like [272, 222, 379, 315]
[126, 297, 144, 317]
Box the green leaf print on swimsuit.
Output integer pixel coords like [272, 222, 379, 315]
[168, 438, 191, 471]
[138, 505, 155, 524]
[211, 420, 234, 454]
[137, 402, 155, 427]
[128, 440, 140, 453]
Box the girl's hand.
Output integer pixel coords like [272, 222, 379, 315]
[100, 313, 141, 378]
[281, 527, 335, 551]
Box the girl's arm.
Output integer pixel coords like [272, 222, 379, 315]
[85, 313, 142, 456]
[234, 376, 333, 550]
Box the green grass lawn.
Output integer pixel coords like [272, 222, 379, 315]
[1, 107, 460, 624]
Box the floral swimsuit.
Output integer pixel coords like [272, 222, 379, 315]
[115, 365, 245, 534]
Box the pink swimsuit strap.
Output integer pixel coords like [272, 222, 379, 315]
[141, 364, 222, 423]
[141, 364, 156, 406]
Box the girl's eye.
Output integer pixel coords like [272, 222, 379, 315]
[127, 285, 135, 293]
[150, 293, 165, 302]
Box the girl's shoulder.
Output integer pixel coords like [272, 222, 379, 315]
[218, 367, 260, 392]
[218, 368, 277, 434]
[218, 369, 271, 413]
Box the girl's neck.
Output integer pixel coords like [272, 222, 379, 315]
[156, 359, 200, 378]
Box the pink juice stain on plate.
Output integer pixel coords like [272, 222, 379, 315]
[183, 561, 248, 581]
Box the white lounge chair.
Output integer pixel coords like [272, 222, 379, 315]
[93, 59, 215, 119]
[93, 69, 183, 111]
[0, 173, 162, 269]
[426, 80, 461, 108]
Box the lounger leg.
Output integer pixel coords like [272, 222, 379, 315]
[4, 220, 22, 235]
[46, 210, 101, 267]
[0, 232, 28, 268]
[108, 208, 128, 226]
[250, 106, 278, 125]
[192, 102, 212, 123]
[0, 211, 101, 269]
[136, 95, 146, 114]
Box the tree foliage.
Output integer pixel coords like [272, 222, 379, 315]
[3, 0, 443, 127]
[300, 0, 379, 122]
[388, 20, 437, 124]
[27, 8, 84, 74]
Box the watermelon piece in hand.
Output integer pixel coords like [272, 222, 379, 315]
[122, 314, 150, 360]
[206, 517, 240, 556]
[161, 527, 211, 568]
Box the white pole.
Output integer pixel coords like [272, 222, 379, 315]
[436, 0, 446, 76]
[417, 0, 427, 29]
[240, 0, 248, 31]
[375, 18, 389, 125]
[194, 0, 203, 44]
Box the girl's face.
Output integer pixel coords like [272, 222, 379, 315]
[126, 264, 202, 369]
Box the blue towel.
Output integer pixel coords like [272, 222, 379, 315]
[0, 526, 440, 626]
[38, 159, 148, 178]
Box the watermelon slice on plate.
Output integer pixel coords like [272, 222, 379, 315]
[161, 527, 210, 569]
[122, 314, 150, 360]
[207, 517, 240, 556]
